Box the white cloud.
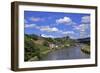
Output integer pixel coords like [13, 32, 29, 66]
[41, 34, 55, 38]
[52, 27, 59, 31]
[61, 31, 74, 35]
[40, 26, 75, 35]
[81, 16, 90, 23]
[25, 24, 36, 28]
[30, 17, 44, 22]
[74, 24, 89, 32]
[25, 24, 59, 32]
[40, 26, 59, 32]
[56, 16, 72, 24]
[74, 23, 90, 38]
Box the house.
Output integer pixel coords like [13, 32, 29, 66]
[49, 43, 58, 49]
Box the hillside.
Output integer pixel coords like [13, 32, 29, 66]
[24, 34, 76, 61]
[77, 37, 90, 44]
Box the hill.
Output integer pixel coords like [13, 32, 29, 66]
[24, 34, 76, 61]
[77, 37, 90, 44]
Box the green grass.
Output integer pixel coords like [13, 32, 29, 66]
[81, 44, 90, 54]
[36, 44, 52, 58]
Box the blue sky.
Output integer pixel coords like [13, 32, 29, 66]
[24, 11, 90, 39]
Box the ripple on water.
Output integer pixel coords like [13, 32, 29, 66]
[41, 46, 90, 60]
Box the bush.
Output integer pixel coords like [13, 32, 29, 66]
[43, 41, 49, 47]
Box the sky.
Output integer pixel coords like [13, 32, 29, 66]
[24, 11, 90, 39]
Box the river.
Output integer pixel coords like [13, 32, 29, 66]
[41, 45, 90, 60]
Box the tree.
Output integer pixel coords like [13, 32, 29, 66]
[43, 41, 49, 47]
[65, 36, 70, 39]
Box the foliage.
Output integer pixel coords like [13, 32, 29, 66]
[81, 44, 90, 54]
[24, 34, 40, 61]
[24, 34, 78, 61]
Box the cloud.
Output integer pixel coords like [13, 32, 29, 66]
[56, 16, 73, 25]
[41, 34, 55, 38]
[81, 16, 90, 24]
[73, 16, 90, 38]
[40, 26, 59, 32]
[74, 24, 89, 32]
[30, 17, 44, 22]
[25, 24, 59, 32]
[24, 24, 36, 28]
[61, 31, 74, 35]
[74, 23, 90, 38]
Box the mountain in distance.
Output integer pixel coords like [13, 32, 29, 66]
[76, 37, 90, 44]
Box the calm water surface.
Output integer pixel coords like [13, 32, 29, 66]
[41, 45, 90, 60]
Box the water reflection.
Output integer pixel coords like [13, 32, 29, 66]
[41, 45, 90, 60]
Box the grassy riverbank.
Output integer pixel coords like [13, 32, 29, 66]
[81, 44, 90, 54]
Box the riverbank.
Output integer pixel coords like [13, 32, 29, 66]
[41, 45, 90, 60]
[28, 44, 77, 61]
[81, 45, 90, 54]
[27, 44, 90, 61]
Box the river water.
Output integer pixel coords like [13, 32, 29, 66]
[41, 45, 90, 60]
